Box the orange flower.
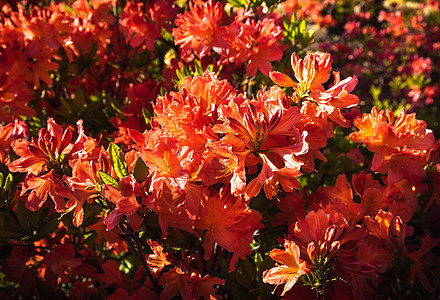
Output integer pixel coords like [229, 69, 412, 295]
[364, 209, 405, 249]
[214, 89, 307, 199]
[65, 156, 107, 227]
[350, 107, 434, 183]
[0, 122, 14, 163]
[263, 240, 310, 296]
[153, 71, 236, 141]
[206, 135, 249, 196]
[172, 0, 226, 60]
[132, 130, 190, 194]
[271, 52, 332, 95]
[102, 175, 145, 231]
[322, 174, 362, 221]
[271, 52, 359, 127]
[195, 188, 262, 271]
[146, 239, 174, 277]
[21, 170, 74, 212]
[245, 18, 285, 76]
[245, 152, 302, 200]
[9, 118, 74, 175]
[312, 73, 359, 127]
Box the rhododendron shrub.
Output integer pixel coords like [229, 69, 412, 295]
[317, 0, 440, 129]
[0, 0, 439, 299]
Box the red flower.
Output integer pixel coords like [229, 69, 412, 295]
[159, 267, 192, 300]
[102, 175, 145, 231]
[190, 271, 225, 300]
[21, 170, 74, 212]
[405, 234, 440, 291]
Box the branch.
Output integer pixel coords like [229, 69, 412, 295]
[118, 220, 161, 294]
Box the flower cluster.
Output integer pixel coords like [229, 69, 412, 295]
[173, 0, 285, 76]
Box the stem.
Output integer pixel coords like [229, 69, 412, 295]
[316, 290, 321, 300]
[118, 220, 161, 294]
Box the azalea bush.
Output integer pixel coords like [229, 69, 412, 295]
[0, 0, 439, 299]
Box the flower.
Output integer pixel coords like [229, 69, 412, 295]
[0, 122, 14, 163]
[146, 239, 174, 277]
[405, 234, 440, 291]
[20, 170, 74, 212]
[364, 209, 405, 249]
[271, 52, 332, 94]
[159, 267, 192, 300]
[195, 188, 262, 271]
[263, 240, 310, 296]
[172, 0, 226, 60]
[349, 107, 434, 184]
[102, 175, 145, 231]
[9, 118, 75, 175]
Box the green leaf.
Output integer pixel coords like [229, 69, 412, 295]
[133, 157, 148, 184]
[99, 171, 119, 188]
[299, 20, 306, 32]
[32, 214, 60, 241]
[369, 85, 382, 102]
[194, 60, 204, 76]
[108, 142, 128, 179]
[3, 173, 13, 192]
[227, 0, 247, 8]
[251, 0, 264, 8]
[0, 211, 26, 244]
[142, 107, 152, 127]
[16, 201, 45, 236]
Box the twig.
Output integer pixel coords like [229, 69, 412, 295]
[118, 220, 161, 294]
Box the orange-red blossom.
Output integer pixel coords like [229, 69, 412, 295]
[263, 240, 310, 296]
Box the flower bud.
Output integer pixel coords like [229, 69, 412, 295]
[307, 242, 316, 262]
[320, 241, 329, 254]
[328, 241, 340, 258]
[324, 225, 337, 242]
[393, 216, 405, 248]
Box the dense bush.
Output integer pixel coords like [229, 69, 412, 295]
[0, 0, 439, 299]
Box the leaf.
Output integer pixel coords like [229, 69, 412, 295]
[99, 171, 118, 187]
[133, 157, 148, 184]
[142, 107, 151, 127]
[0, 211, 26, 244]
[227, 0, 247, 8]
[108, 142, 128, 179]
[16, 201, 45, 236]
[3, 172, 13, 192]
[32, 214, 60, 241]
[194, 60, 204, 76]
[299, 20, 306, 32]
[82, 202, 103, 227]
